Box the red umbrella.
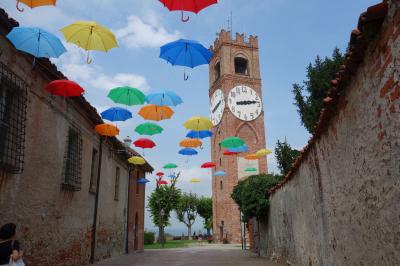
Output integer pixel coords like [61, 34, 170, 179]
[45, 80, 84, 97]
[157, 180, 168, 185]
[201, 162, 216, 168]
[224, 150, 239, 156]
[156, 172, 164, 177]
[133, 138, 156, 149]
[159, 0, 218, 22]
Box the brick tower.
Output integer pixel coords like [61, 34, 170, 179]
[209, 30, 268, 244]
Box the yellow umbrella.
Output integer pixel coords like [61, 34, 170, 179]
[60, 21, 118, 63]
[128, 156, 146, 165]
[256, 148, 272, 157]
[184, 117, 213, 131]
[179, 138, 202, 148]
[16, 0, 56, 12]
[244, 154, 260, 160]
[190, 178, 201, 183]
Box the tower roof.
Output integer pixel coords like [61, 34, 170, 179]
[210, 30, 258, 52]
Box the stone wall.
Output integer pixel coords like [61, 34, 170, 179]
[260, 1, 400, 265]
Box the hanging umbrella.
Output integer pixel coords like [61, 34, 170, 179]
[45, 80, 84, 97]
[156, 172, 165, 177]
[16, 0, 57, 12]
[168, 174, 177, 179]
[94, 123, 119, 137]
[179, 138, 202, 148]
[178, 148, 198, 156]
[244, 154, 260, 160]
[245, 167, 257, 172]
[160, 39, 213, 80]
[61, 21, 118, 63]
[137, 178, 150, 184]
[145, 91, 183, 107]
[138, 105, 174, 121]
[128, 156, 146, 165]
[228, 145, 249, 153]
[256, 148, 272, 157]
[223, 150, 239, 156]
[214, 170, 226, 177]
[159, 0, 218, 22]
[186, 130, 213, 139]
[133, 138, 156, 149]
[158, 180, 169, 185]
[163, 163, 178, 169]
[220, 137, 245, 149]
[184, 117, 213, 131]
[108, 86, 145, 106]
[7, 27, 66, 62]
[135, 122, 164, 136]
[201, 162, 216, 169]
[101, 107, 132, 122]
[190, 178, 201, 183]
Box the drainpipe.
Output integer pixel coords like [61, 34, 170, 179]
[125, 166, 133, 253]
[90, 136, 103, 264]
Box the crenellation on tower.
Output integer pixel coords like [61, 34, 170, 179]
[210, 30, 259, 53]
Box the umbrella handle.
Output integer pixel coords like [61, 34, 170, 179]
[86, 52, 93, 64]
[181, 11, 190, 22]
[16, 1, 24, 12]
[184, 71, 189, 81]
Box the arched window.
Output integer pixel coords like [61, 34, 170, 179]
[234, 57, 248, 75]
[220, 180, 223, 190]
[214, 61, 221, 81]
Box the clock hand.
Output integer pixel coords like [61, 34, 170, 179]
[236, 100, 259, 105]
[212, 101, 222, 113]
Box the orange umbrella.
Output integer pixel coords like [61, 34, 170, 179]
[95, 123, 119, 137]
[244, 154, 260, 160]
[179, 138, 202, 148]
[138, 105, 174, 121]
[16, 0, 56, 12]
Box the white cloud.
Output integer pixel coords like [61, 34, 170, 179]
[115, 15, 181, 49]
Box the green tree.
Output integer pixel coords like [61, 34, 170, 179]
[275, 139, 301, 176]
[197, 197, 213, 236]
[148, 185, 181, 245]
[293, 47, 344, 133]
[175, 192, 199, 239]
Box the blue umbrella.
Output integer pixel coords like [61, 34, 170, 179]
[228, 144, 249, 153]
[137, 178, 150, 184]
[101, 107, 132, 122]
[168, 174, 177, 179]
[160, 39, 213, 80]
[145, 91, 183, 106]
[178, 148, 198, 156]
[6, 27, 66, 60]
[186, 130, 213, 139]
[214, 170, 226, 177]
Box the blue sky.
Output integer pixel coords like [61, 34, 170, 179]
[1, 0, 380, 235]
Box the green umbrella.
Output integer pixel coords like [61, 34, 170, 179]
[107, 86, 145, 106]
[163, 163, 178, 169]
[245, 167, 257, 172]
[135, 122, 164, 136]
[220, 137, 245, 148]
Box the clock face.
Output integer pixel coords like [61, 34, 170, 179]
[227, 85, 262, 121]
[209, 89, 225, 126]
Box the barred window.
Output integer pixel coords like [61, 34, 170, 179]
[89, 148, 99, 194]
[114, 167, 120, 201]
[62, 127, 82, 191]
[0, 63, 27, 174]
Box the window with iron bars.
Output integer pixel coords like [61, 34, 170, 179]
[0, 63, 27, 174]
[62, 127, 83, 191]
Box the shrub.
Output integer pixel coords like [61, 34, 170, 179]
[144, 231, 155, 245]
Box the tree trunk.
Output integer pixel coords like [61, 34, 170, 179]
[161, 225, 165, 248]
[158, 225, 163, 244]
[188, 225, 192, 240]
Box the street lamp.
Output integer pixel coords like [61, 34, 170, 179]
[123, 136, 132, 148]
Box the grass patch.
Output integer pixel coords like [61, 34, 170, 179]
[144, 239, 208, 249]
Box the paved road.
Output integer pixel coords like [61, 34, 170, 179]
[96, 244, 282, 266]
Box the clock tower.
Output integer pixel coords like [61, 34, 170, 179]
[209, 30, 268, 244]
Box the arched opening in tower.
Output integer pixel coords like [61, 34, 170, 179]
[234, 57, 248, 75]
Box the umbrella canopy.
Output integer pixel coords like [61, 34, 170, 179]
[256, 148, 272, 157]
[244, 154, 260, 160]
[179, 138, 202, 148]
[101, 107, 132, 122]
[184, 117, 213, 131]
[163, 163, 178, 169]
[186, 130, 213, 139]
[108, 86, 145, 106]
[178, 148, 198, 156]
[133, 138, 156, 149]
[220, 137, 245, 149]
[190, 178, 201, 183]
[159, 0, 217, 13]
[160, 39, 212, 68]
[128, 156, 146, 165]
[7, 27, 66, 59]
[228, 145, 249, 153]
[158, 180, 168, 185]
[16, 0, 57, 12]
[94, 123, 119, 137]
[168, 174, 177, 179]
[138, 105, 174, 121]
[214, 170, 226, 177]
[245, 167, 257, 172]
[156, 172, 165, 177]
[135, 122, 164, 136]
[145, 91, 183, 107]
[223, 150, 239, 156]
[137, 178, 150, 184]
[201, 162, 216, 169]
[45, 80, 84, 97]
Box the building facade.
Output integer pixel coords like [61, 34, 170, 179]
[209, 30, 268, 244]
[0, 9, 152, 265]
